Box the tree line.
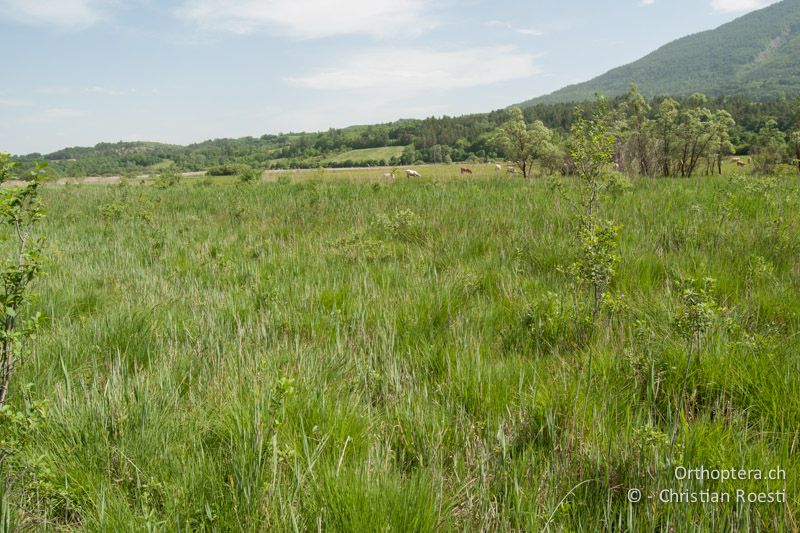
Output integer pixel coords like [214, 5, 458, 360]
[13, 90, 800, 177]
[493, 87, 800, 178]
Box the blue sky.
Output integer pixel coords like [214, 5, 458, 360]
[0, 0, 780, 155]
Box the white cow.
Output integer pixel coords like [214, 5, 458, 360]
[405, 169, 421, 178]
[383, 172, 395, 180]
[507, 166, 516, 174]
[495, 163, 502, 171]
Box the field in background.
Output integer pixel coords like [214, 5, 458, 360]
[2, 172, 798, 529]
[323, 146, 407, 164]
[40, 158, 771, 186]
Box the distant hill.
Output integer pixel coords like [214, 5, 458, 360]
[12, 111, 512, 176]
[521, 0, 800, 105]
[324, 146, 407, 164]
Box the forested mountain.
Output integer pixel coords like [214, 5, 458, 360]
[522, 0, 800, 105]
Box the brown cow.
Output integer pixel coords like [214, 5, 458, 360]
[460, 167, 472, 175]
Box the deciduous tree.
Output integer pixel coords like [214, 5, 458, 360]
[676, 94, 714, 178]
[491, 107, 555, 178]
[751, 118, 786, 174]
[709, 110, 735, 175]
[655, 98, 680, 177]
[0, 153, 45, 408]
[619, 85, 654, 176]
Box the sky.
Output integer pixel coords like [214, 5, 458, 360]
[0, 0, 782, 155]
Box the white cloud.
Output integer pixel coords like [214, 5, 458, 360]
[177, 0, 433, 38]
[486, 20, 543, 36]
[640, 0, 655, 6]
[285, 46, 541, 91]
[710, 0, 776, 12]
[85, 86, 126, 96]
[0, 0, 109, 29]
[25, 108, 87, 123]
[0, 97, 33, 108]
[35, 86, 73, 95]
[517, 28, 544, 36]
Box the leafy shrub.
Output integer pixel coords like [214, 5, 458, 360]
[0, 154, 45, 408]
[207, 163, 252, 176]
[154, 166, 181, 188]
[670, 276, 724, 450]
[673, 277, 722, 345]
[569, 219, 622, 316]
[99, 201, 125, 223]
[237, 167, 259, 184]
[330, 233, 393, 262]
[523, 291, 592, 353]
[0, 396, 73, 526]
[750, 119, 786, 175]
[377, 209, 426, 244]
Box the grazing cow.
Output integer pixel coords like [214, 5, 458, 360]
[405, 169, 421, 178]
[495, 163, 502, 171]
[736, 160, 746, 167]
[507, 166, 516, 174]
[383, 172, 395, 180]
[460, 167, 473, 175]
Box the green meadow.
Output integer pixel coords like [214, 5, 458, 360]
[2, 167, 798, 530]
[324, 146, 407, 165]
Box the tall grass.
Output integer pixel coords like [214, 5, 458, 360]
[1, 168, 798, 530]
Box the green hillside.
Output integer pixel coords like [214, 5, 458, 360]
[325, 146, 407, 164]
[522, 0, 800, 105]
